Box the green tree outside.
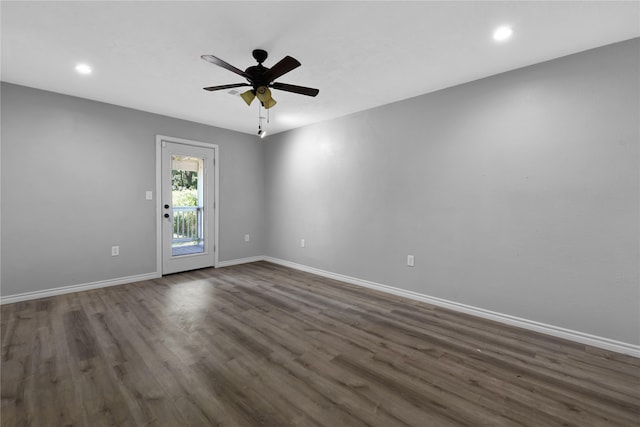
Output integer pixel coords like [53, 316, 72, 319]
[172, 170, 198, 207]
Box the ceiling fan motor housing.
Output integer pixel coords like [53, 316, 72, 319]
[245, 65, 268, 87]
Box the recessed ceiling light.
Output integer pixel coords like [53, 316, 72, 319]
[75, 63, 92, 75]
[493, 26, 513, 42]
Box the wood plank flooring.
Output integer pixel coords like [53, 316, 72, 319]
[2, 261, 639, 426]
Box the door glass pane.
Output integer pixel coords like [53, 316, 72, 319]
[171, 155, 205, 257]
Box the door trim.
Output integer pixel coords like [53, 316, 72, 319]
[155, 135, 219, 274]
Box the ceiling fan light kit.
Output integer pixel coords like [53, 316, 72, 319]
[256, 86, 276, 109]
[201, 49, 319, 137]
[240, 90, 256, 106]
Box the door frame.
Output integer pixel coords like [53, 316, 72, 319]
[155, 135, 219, 274]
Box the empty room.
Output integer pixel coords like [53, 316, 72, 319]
[1, 1, 639, 426]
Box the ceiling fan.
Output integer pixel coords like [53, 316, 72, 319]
[201, 49, 319, 110]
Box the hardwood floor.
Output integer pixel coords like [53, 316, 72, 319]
[2, 261, 639, 426]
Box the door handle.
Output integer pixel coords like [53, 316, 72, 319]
[164, 213, 170, 218]
[164, 204, 170, 209]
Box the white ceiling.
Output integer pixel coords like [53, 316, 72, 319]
[2, 1, 639, 136]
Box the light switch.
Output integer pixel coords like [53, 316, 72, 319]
[145, 191, 153, 200]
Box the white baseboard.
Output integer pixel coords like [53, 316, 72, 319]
[1, 254, 267, 304]
[217, 256, 265, 268]
[0, 272, 161, 305]
[3, 256, 637, 358]
[263, 256, 640, 358]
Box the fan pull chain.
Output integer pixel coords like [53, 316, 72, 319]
[257, 103, 266, 139]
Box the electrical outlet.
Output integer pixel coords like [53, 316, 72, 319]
[407, 255, 414, 267]
[111, 246, 120, 256]
[244, 234, 250, 242]
[300, 239, 305, 248]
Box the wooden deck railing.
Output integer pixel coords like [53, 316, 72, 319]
[172, 206, 202, 244]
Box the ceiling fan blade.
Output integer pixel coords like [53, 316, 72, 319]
[203, 83, 250, 92]
[201, 55, 252, 80]
[271, 82, 319, 97]
[263, 56, 301, 82]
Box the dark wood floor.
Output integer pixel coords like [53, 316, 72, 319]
[2, 262, 639, 426]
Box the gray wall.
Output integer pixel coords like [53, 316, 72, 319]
[264, 39, 639, 345]
[1, 83, 265, 296]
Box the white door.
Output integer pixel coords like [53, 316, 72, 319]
[160, 138, 217, 274]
